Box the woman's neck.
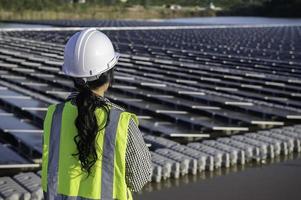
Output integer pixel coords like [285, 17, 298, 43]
[91, 83, 108, 97]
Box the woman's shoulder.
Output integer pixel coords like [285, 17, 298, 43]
[109, 102, 138, 124]
[109, 101, 125, 112]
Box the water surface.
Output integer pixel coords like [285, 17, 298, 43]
[166, 17, 301, 25]
[0, 23, 52, 29]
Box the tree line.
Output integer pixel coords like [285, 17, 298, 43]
[0, 0, 263, 10]
[1, 0, 300, 17]
[221, 0, 301, 17]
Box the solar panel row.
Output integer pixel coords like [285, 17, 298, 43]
[0, 21, 300, 198]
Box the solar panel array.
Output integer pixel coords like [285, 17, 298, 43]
[0, 21, 301, 198]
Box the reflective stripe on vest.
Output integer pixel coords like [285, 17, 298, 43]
[101, 108, 121, 200]
[46, 103, 64, 200]
[43, 102, 130, 200]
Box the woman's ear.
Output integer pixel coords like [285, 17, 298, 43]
[104, 82, 110, 92]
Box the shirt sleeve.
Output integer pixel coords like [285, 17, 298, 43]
[125, 118, 152, 192]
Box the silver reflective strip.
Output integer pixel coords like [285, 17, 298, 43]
[101, 109, 122, 200]
[46, 103, 65, 200]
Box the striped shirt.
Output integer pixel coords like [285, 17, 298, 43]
[126, 119, 152, 192]
[67, 93, 152, 192]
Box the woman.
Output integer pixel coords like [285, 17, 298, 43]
[42, 28, 152, 200]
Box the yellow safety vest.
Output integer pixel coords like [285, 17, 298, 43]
[42, 101, 138, 200]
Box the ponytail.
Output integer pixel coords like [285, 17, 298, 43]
[72, 69, 114, 175]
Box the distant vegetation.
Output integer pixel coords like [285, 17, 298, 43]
[221, 0, 301, 18]
[0, 0, 300, 20]
[0, 0, 257, 10]
[0, 0, 219, 20]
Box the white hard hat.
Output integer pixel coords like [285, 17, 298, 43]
[63, 28, 119, 82]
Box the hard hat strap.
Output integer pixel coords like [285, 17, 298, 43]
[84, 73, 103, 82]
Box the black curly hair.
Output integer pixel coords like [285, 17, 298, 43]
[72, 69, 114, 175]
